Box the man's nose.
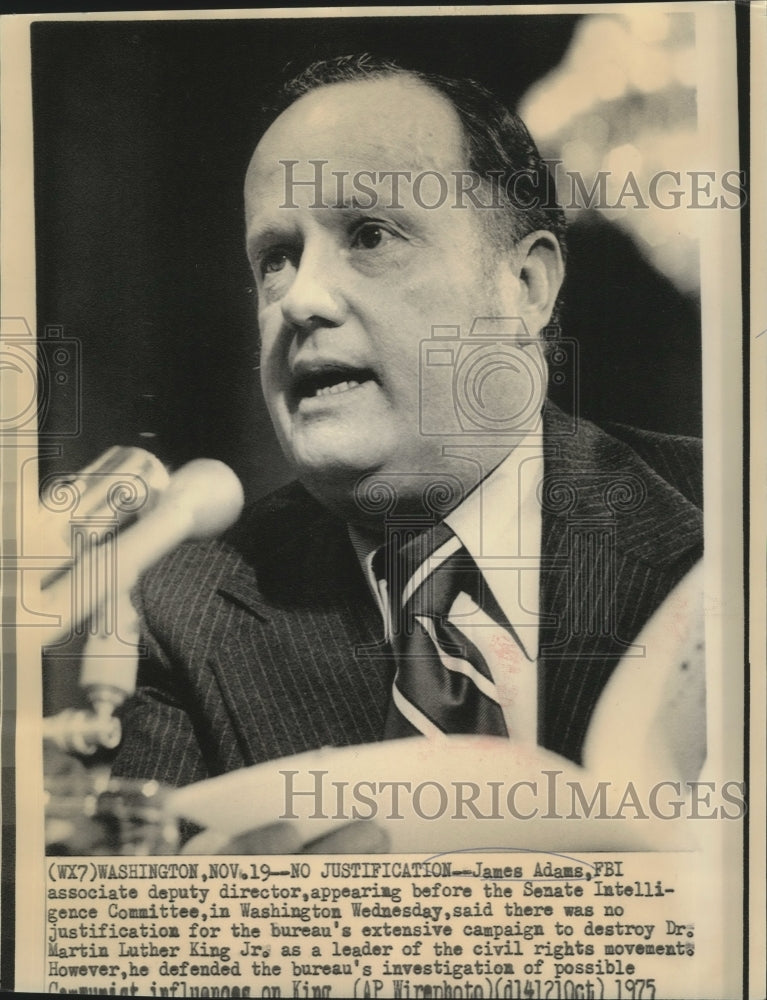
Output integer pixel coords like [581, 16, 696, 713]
[279, 240, 344, 330]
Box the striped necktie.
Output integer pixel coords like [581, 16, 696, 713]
[372, 522, 509, 739]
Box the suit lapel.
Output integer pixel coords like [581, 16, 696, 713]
[202, 489, 389, 766]
[538, 403, 702, 761]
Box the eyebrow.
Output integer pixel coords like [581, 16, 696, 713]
[246, 223, 295, 259]
[246, 197, 411, 263]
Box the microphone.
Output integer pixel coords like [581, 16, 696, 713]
[42, 458, 245, 643]
[42, 455, 245, 754]
[40, 446, 170, 589]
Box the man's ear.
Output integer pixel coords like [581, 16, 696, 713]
[514, 230, 565, 335]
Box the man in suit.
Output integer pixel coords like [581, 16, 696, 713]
[111, 56, 703, 843]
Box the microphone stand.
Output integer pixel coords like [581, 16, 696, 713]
[41, 449, 244, 757]
[42, 592, 140, 755]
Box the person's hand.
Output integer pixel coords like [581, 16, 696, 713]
[181, 820, 389, 855]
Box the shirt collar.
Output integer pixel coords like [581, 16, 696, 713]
[349, 430, 544, 661]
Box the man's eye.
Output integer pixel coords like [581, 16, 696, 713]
[261, 249, 291, 275]
[351, 222, 395, 251]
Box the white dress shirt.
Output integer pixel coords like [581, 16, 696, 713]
[349, 433, 545, 743]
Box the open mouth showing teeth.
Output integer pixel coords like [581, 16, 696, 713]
[294, 367, 377, 400]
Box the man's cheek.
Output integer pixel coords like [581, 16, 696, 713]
[258, 363, 273, 402]
[258, 333, 285, 390]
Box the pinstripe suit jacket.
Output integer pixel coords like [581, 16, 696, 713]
[112, 404, 703, 787]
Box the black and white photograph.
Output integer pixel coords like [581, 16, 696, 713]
[0, 5, 759, 998]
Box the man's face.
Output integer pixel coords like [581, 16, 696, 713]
[244, 76, 542, 519]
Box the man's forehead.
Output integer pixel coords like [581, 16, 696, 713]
[246, 76, 467, 186]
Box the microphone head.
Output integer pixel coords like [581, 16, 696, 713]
[164, 459, 245, 539]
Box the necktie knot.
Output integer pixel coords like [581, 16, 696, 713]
[372, 520, 465, 627]
[371, 521, 509, 740]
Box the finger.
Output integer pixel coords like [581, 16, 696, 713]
[182, 821, 305, 855]
[303, 821, 390, 854]
[224, 821, 305, 855]
[181, 829, 232, 854]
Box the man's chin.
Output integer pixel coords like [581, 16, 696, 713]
[291, 446, 383, 500]
[296, 461, 463, 528]
[294, 464, 381, 525]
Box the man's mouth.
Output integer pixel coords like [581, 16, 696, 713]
[292, 365, 378, 402]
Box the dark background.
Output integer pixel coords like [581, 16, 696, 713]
[32, 14, 702, 503]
